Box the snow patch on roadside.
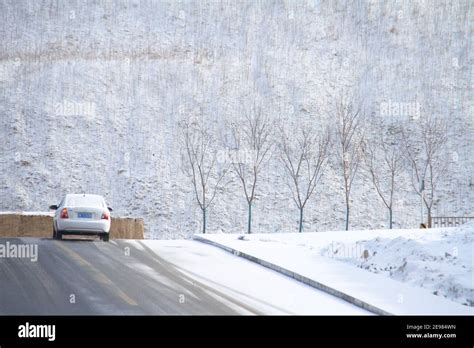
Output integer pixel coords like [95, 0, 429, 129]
[319, 223, 474, 307]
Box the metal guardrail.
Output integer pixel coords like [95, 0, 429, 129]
[431, 216, 474, 228]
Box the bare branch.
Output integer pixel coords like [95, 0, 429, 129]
[332, 93, 365, 230]
[225, 103, 274, 233]
[180, 116, 228, 233]
[279, 119, 331, 231]
[362, 119, 404, 228]
[401, 115, 449, 226]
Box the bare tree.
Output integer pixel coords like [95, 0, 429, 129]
[226, 105, 273, 234]
[279, 123, 330, 232]
[362, 121, 404, 229]
[332, 95, 364, 231]
[401, 116, 449, 227]
[180, 117, 227, 234]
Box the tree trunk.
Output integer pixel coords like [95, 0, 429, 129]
[389, 207, 393, 229]
[247, 203, 252, 234]
[345, 202, 350, 231]
[427, 208, 432, 228]
[299, 207, 303, 233]
[202, 208, 206, 234]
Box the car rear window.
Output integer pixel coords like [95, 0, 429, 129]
[66, 195, 105, 207]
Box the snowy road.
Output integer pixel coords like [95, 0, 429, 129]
[0, 237, 368, 315]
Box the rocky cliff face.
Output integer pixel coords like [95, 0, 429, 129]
[0, 0, 472, 238]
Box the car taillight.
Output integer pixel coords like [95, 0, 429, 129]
[60, 208, 69, 219]
[101, 211, 109, 220]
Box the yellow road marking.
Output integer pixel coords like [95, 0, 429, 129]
[55, 242, 138, 306]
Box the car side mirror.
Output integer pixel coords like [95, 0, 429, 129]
[49, 204, 58, 210]
[108, 207, 113, 212]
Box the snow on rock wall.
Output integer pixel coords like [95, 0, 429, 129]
[0, 0, 472, 238]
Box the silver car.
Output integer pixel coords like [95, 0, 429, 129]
[50, 194, 112, 241]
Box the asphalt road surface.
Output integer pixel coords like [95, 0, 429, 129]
[0, 237, 254, 315]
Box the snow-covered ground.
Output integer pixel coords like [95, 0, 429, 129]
[131, 239, 369, 315]
[196, 223, 473, 313]
[319, 223, 474, 308]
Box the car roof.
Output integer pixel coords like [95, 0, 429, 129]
[64, 194, 106, 207]
[66, 194, 104, 199]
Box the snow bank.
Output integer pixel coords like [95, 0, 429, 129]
[319, 223, 474, 307]
[197, 223, 473, 310]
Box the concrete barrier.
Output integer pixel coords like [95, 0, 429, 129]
[0, 213, 144, 240]
[110, 217, 144, 239]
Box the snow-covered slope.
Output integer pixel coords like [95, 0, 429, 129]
[0, 1, 472, 238]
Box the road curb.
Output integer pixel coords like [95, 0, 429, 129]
[194, 235, 392, 315]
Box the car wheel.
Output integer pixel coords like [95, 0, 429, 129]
[56, 231, 62, 240]
[102, 233, 110, 242]
[52, 228, 57, 239]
